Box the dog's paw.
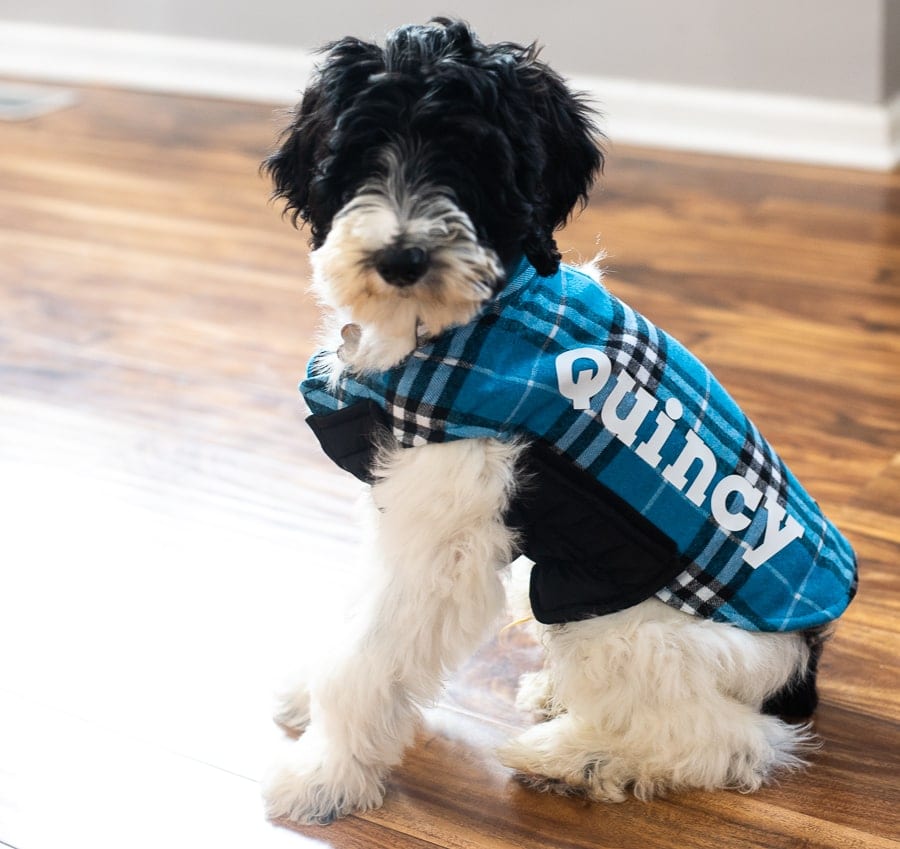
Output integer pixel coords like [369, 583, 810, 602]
[273, 682, 312, 734]
[498, 717, 629, 803]
[262, 732, 386, 825]
[514, 670, 559, 719]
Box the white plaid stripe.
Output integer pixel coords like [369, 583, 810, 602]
[659, 561, 729, 616]
[607, 303, 666, 391]
[737, 422, 788, 506]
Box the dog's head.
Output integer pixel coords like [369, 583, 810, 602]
[266, 19, 602, 363]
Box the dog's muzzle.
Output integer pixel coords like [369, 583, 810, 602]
[374, 246, 430, 286]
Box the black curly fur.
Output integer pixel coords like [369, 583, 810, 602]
[264, 18, 604, 276]
[762, 626, 831, 718]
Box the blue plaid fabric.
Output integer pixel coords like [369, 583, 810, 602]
[302, 258, 858, 632]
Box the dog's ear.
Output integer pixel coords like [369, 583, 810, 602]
[264, 82, 328, 237]
[512, 51, 604, 275]
[264, 37, 384, 246]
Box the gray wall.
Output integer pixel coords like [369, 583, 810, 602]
[886, 0, 900, 100]
[2, 0, 897, 103]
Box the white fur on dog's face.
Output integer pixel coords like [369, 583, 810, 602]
[310, 147, 503, 372]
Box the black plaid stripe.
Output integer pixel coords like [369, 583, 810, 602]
[384, 362, 433, 445]
[387, 397, 447, 445]
[660, 561, 733, 617]
[606, 301, 667, 391]
[385, 320, 492, 446]
[736, 421, 789, 506]
[495, 289, 595, 354]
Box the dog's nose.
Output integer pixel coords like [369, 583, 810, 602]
[374, 246, 430, 286]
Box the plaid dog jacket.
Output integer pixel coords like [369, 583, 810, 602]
[301, 258, 858, 631]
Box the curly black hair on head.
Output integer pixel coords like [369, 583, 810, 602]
[265, 18, 604, 276]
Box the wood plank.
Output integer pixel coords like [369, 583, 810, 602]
[355, 705, 900, 849]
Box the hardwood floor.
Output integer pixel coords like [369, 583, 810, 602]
[0, 83, 898, 849]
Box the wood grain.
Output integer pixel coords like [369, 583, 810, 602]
[0, 83, 897, 849]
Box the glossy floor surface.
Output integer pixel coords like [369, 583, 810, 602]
[0, 85, 898, 849]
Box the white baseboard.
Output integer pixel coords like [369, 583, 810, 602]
[572, 75, 900, 171]
[1, 21, 897, 171]
[0, 22, 316, 104]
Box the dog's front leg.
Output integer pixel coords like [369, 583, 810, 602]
[263, 438, 519, 824]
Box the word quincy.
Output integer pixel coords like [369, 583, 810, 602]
[555, 347, 804, 568]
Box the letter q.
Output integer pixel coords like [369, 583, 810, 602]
[556, 348, 612, 410]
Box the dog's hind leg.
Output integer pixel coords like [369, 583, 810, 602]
[263, 438, 520, 824]
[500, 695, 817, 802]
[515, 668, 562, 719]
[499, 600, 817, 801]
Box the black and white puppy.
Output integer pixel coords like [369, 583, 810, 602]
[262, 19, 828, 824]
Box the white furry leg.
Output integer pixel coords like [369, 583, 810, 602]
[273, 673, 312, 734]
[501, 703, 816, 802]
[263, 438, 519, 824]
[500, 599, 816, 801]
[506, 559, 563, 720]
[514, 668, 562, 719]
